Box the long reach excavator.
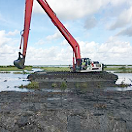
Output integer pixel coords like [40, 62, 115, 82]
[14, 0, 103, 72]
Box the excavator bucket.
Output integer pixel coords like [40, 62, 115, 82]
[14, 58, 25, 69]
[14, 52, 25, 69]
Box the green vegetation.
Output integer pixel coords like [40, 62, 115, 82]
[81, 82, 88, 88]
[1, 65, 132, 73]
[51, 83, 58, 88]
[116, 83, 130, 88]
[116, 80, 131, 88]
[104, 66, 132, 73]
[60, 81, 67, 106]
[13, 72, 23, 74]
[116, 66, 132, 73]
[13, 71, 31, 74]
[106, 64, 132, 66]
[104, 67, 119, 71]
[60, 81, 67, 89]
[75, 82, 88, 93]
[75, 82, 88, 88]
[0, 71, 10, 74]
[40, 67, 70, 72]
[0, 65, 33, 71]
[19, 81, 39, 89]
[13, 71, 23, 74]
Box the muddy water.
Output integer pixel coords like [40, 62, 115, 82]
[106, 73, 132, 91]
[0, 68, 44, 92]
[0, 72, 132, 92]
[0, 72, 30, 92]
[115, 73, 132, 85]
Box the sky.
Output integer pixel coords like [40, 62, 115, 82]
[0, 0, 132, 65]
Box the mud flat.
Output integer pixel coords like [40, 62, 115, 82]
[0, 89, 132, 132]
[28, 71, 118, 89]
[2, 71, 132, 132]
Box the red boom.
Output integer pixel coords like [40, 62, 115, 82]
[14, 0, 81, 69]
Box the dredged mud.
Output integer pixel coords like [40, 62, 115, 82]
[1, 71, 131, 132]
[0, 89, 132, 132]
[28, 71, 118, 88]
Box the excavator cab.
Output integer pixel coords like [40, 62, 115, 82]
[76, 58, 102, 72]
[76, 58, 91, 71]
[14, 52, 25, 69]
[81, 58, 91, 70]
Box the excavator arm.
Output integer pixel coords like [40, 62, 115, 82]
[14, 0, 81, 69]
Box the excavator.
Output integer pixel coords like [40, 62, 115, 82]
[14, 0, 103, 72]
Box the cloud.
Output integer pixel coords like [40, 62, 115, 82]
[0, 30, 11, 46]
[32, 0, 132, 41]
[1, 0, 132, 65]
[78, 38, 132, 64]
[0, 30, 131, 65]
[84, 16, 97, 30]
[109, 7, 132, 30]
[24, 37, 132, 65]
[35, 39, 46, 45]
[35, 31, 63, 45]
[33, 0, 130, 21]
[0, 30, 19, 46]
[60, 40, 69, 46]
[33, 0, 109, 20]
[25, 46, 72, 65]
[46, 31, 62, 41]
[116, 26, 132, 37]
[0, 30, 19, 65]
[7, 30, 19, 36]
[0, 45, 15, 55]
[33, 0, 45, 14]
[110, 0, 127, 6]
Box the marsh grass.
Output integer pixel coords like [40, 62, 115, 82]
[19, 81, 39, 89]
[40, 67, 70, 72]
[0, 71, 10, 74]
[104, 66, 132, 73]
[116, 82, 131, 88]
[51, 83, 58, 88]
[60, 81, 67, 106]
[0, 65, 32, 71]
[13, 71, 31, 74]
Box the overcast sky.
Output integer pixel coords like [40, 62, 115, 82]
[0, 0, 132, 65]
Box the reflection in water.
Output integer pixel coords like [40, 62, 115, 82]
[106, 73, 132, 91]
[115, 73, 132, 85]
[0, 73, 30, 92]
[0, 68, 43, 92]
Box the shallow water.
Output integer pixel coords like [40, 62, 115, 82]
[0, 71, 132, 92]
[0, 68, 44, 92]
[0, 73, 30, 92]
[115, 73, 132, 83]
[105, 73, 132, 91]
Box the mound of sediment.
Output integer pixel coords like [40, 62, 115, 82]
[28, 71, 118, 88]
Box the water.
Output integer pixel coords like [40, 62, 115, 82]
[106, 73, 132, 91]
[0, 73, 30, 92]
[0, 71, 132, 92]
[115, 73, 132, 85]
[0, 68, 43, 92]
